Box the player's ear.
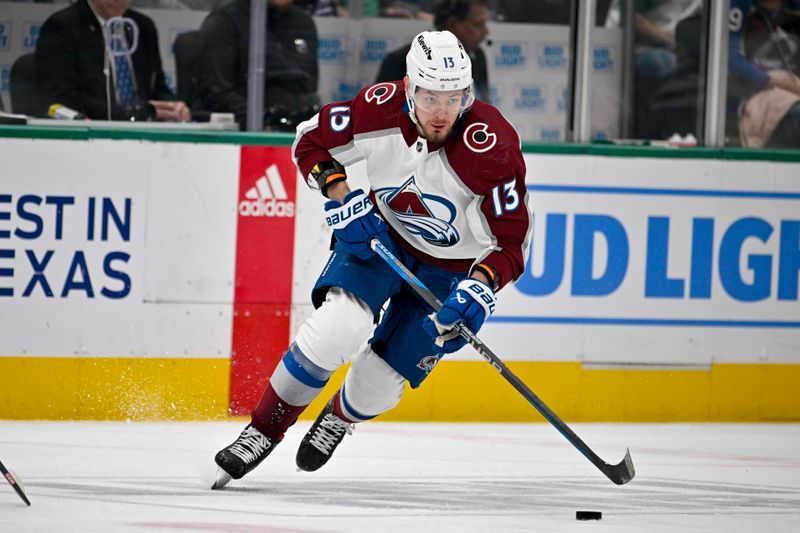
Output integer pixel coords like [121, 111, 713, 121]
[403, 76, 410, 91]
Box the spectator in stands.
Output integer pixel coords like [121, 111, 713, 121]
[638, 4, 717, 141]
[197, 0, 320, 130]
[631, 0, 702, 137]
[731, 0, 800, 147]
[35, 0, 190, 121]
[375, 0, 490, 102]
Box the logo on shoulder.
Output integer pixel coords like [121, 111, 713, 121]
[365, 83, 397, 105]
[464, 123, 497, 153]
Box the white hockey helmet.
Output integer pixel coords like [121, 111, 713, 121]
[405, 30, 475, 123]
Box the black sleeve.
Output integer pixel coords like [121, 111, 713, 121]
[196, 12, 248, 125]
[35, 17, 111, 119]
[306, 17, 319, 91]
[139, 16, 175, 102]
[264, 10, 319, 94]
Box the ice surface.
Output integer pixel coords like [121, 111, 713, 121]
[0, 421, 798, 532]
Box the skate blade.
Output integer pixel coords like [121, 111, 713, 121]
[211, 468, 232, 490]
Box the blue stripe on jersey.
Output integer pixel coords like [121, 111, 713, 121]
[282, 347, 329, 389]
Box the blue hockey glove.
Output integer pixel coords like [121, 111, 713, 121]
[324, 189, 388, 260]
[423, 278, 497, 353]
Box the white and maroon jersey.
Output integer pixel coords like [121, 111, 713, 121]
[292, 81, 532, 291]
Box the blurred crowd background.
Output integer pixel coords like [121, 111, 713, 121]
[1, 0, 798, 148]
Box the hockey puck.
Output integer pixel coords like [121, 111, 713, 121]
[576, 511, 602, 520]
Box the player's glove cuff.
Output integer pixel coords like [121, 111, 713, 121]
[324, 189, 388, 260]
[308, 160, 347, 198]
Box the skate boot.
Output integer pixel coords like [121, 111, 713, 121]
[212, 424, 278, 489]
[296, 399, 354, 472]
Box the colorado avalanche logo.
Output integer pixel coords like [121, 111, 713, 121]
[416, 355, 439, 374]
[464, 122, 497, 153]
[365, 83, 397, 105]
[376, 177, 460, 247]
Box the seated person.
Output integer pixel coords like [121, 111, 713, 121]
[631, 0, 702, 138]
[375, 0, 490, 102]
[730, 0, 800, 147]
[198, 0, 320, 130]
[35, 0, 190, 121]
[640, 12, 705, 140]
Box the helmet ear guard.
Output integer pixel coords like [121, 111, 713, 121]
[405, 30, 475, 124]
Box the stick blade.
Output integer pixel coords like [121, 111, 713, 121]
[1, 464, 31, 506]
[601, 448, 635, 485]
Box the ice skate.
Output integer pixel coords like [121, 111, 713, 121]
[296, 399, 354, 472]
[211, 424, 277, 489]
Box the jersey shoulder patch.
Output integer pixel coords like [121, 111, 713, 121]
[445, 101, 525, 192]
[364, 82, 400, 105]
[463, 122, 499, 153]
[461, 101, 519, 154]
[351, 82, 406, 135]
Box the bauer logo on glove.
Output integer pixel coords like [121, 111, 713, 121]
[325, 194, 373, 229]
[423, 278, 497, 353]
[324, 189, 388, 260]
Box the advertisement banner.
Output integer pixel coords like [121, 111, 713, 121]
[479, 155, 800, 366]
[0, 139, 146, 356]
[0, 139, 239, 359]
[230, 146, 298, 414]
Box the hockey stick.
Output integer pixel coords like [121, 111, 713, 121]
[370, 238, 635, 485]
[0, 459, 31, 506]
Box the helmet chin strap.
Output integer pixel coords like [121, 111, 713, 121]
[405, 84, 420, 126]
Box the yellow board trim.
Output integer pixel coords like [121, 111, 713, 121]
[0, 357, 230, 421]
[303, 361, 800, 422]
[1, 358, 798, 421]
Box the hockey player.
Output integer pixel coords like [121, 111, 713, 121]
[212, 30, 532, 489]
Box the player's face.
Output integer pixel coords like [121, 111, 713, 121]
[411, 88, 465, 143]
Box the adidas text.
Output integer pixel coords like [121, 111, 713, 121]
[239, 198, 295, 217]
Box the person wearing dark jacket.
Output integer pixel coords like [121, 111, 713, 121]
[35, 0, 190, 121]
[375, 0, 490, 102]
[198, 0, 320, 130]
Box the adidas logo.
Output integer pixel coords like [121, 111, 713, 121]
[239, 164, 295, 218]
